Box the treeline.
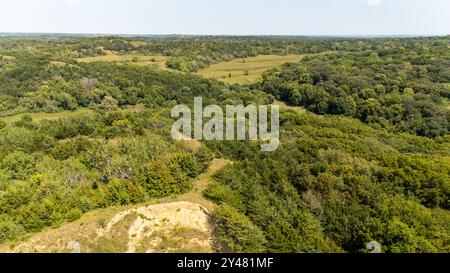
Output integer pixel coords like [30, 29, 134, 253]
[205, 111, 450, 253]
[0, 46, 270, 243]
[0, 108, 212, 243]
[134, 36, 450, 72]
[3, 35, 449, 73]
[0, 36, 449, 253]
[256, 46, 450, 137]
[0, 49, 269, 117]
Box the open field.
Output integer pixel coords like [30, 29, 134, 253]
[0, 104, 147, 124]
[77, 53, 304, 84]
[0, 55, 16, 61]
[77, 52, 303, 81]
[76, 51, 170, 70]
[196, 55, 303, 84]
[0, 108, 93, 124]
[274, 100, 308, 115]
[129, 41, 149, 47]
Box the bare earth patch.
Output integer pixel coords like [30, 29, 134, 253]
[5, 202, 214, 253]
[1, 159, 231, 253]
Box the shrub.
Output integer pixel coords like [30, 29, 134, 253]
[214, 204, 267, 253]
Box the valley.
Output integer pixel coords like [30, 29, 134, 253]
[0, 35, 449, 253]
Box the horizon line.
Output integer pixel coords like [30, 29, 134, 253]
[0, 32, 449, 38]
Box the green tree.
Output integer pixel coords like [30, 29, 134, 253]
[214, 204, 267, 253]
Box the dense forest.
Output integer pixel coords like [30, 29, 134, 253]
[0, 35, 449, 252]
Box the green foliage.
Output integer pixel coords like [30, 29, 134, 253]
[104, 39, 135, 52]
[140, 154, 193, 197]
[205, 105, 450, 252]
[259, 48, 450, 137]
[166, 57, 204, 72]
[105, 179, 146, 206]
[0, 35, 449, 253]
[0, 151, 38, 180]
[0, 215, 25, 244]
[214, 204, 267, 253]
[204, 182, 244, 210]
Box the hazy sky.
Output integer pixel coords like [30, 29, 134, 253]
[0, 0, 449, 35]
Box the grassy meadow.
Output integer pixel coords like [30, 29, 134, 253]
[0, 104, 148, 124]
[76, 51, 170, 70]
[77, 52, 304, 84]
[0, 108, 94, 124]
[196, 55, 303, 84]
[274, 100, 308, 115]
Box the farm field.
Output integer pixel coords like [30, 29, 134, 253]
[196, 55, 303, 84]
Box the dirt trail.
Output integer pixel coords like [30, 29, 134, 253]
[2, 158, 231, 253]
[176, 158, 231, 212]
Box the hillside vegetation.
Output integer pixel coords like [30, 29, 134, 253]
[0, 35, 449, 253]
[196, 55, 303, 84]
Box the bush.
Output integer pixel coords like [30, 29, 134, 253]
[105, 179, 147, 206]
[0, 151, 38, 180]
[0, 216, 25, 244]
[214, 204, 267, 253]
[140, 157, 192, 197]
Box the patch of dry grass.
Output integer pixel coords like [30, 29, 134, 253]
[0, 108, 93, 124]
[129, 41, 149, 47]
[274, 100, 308, 115]
[0, 104, 146, 125]
[0, 55, 16, 62]
[76, 51, 170, 70]
[197, 55, 303, 84]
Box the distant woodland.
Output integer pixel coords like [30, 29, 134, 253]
[0, 35, 449, 252]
